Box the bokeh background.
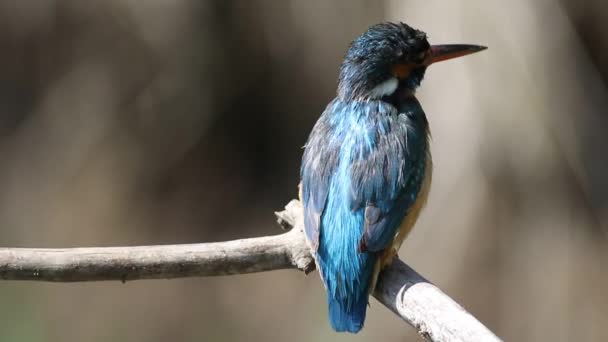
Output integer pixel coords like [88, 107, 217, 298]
[0, 0, 607, 341]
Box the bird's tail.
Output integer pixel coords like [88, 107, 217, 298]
[327, 291, 368, 333]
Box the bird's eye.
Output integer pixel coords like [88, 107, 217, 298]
[416, 52, 426, 63]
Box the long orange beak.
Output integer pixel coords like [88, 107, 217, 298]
[426, 44, 487, 65]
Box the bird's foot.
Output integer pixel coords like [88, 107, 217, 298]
[381, 248, 399, 268]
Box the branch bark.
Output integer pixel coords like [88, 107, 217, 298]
[0, 200, 500, 342]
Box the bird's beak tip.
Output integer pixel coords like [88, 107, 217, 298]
[427, 44, 487, 65]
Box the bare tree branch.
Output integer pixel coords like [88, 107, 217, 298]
[0, 200, 500, 342]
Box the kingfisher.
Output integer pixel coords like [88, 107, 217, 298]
[299, 22, 486, 333]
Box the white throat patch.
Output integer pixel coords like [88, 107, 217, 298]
[368, 77, 398, 98]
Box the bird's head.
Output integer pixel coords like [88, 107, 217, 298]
[338, 22, 486, 101]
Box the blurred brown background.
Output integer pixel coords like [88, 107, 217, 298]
[0, 1, 607, 341]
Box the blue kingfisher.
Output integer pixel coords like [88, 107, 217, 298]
[299, 22, 486, 333]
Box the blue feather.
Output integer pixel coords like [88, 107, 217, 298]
[315, 103, 375, 332]
[328, 292, 368, 333]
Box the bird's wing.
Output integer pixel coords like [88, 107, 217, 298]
[352, 114, 429, 253]
[300, 107, 339, 252]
